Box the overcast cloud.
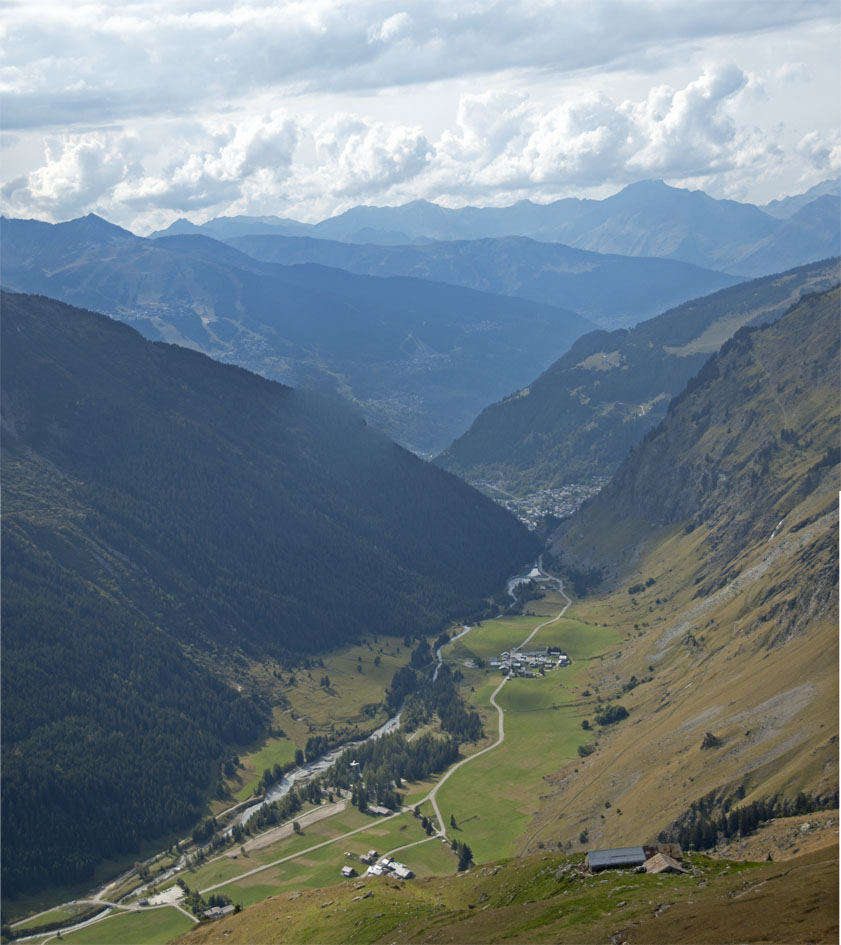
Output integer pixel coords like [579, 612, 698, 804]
[1, 0, 838, 230]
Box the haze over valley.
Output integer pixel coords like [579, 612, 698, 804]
[1, 2, 839, 944]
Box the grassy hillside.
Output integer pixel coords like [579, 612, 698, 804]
[171, 845, 837, 944]
[1, 291, 538, 899]
[436, 259, 839, 493]
[529, 286, 839, 856]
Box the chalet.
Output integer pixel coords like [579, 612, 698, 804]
[341, 865, 357, 878]
[643, 852, 688, 874]
[585, 846, 647, 872]
[203, 905, 236, 920]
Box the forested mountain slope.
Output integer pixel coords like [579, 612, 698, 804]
[530, 286, 839, 854]
[0, 215, 592, 455]
[226, 232, 741, 329]
[1, 291, 537, 897]
[436, 259, 839, 493]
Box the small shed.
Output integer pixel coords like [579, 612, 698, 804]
[643, 853, 688, 875]
[586, 846, 647, 872]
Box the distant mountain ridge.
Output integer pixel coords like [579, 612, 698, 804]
[225, 232, 742, 329]
[0, 215, 593, 456]
[152, 178, 841, 277]
[435, 259, 841, 493]
[1, 290, 538, 896]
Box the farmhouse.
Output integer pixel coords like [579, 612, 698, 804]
[643, 852, 688, 874]
[364, 856, 415, 879]
[203, 905, 236, 920]
[586, 843, 686, 873]
[586, 846, 647, 872]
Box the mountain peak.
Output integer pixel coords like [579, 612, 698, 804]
[57, 213, 137, 241]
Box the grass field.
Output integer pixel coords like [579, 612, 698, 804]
[58, 906, 194, 945]
[170, 845, 840, 945]
[12, 903, 95, 930]
[206, 807, 452, 908]
[432, 608, 622, 863]
[229, 738, 298, 802]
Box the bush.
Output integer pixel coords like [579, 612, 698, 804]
[595, 705, 628, 726]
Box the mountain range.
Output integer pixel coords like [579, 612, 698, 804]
[0, 215, 595, 456]
[153, 178, 840, 277]
[1, 290, 537, 896]
[435, 258, 841, 493]
[224, 232, 741, 329]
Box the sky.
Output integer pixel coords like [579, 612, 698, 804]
[1, 0, 839, 233]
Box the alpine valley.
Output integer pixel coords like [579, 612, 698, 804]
[0, 177, 838, 945]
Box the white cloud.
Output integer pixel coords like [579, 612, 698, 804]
[311, 114, 433, 196]
[1, 0, 835, 128]
[1, 1, 838, 223]
[797, 130, 841, 172]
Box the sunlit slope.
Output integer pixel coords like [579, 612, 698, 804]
[436, 259, 839, 493]
[529, 286, 839, 853]
[171, 846, 838, 945]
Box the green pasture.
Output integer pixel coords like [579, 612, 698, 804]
[208, 809, 445, 909]
[443, 617, 545, 663]
[58, 906, 194, 945]
[12, 903, 93, 930]
[435, 679, 587, 863]
[429, 614, 620, 865]
[231, 737, 298, 801]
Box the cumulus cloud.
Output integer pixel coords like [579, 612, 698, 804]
[797, 130, 841, 172]
[1, 133, 139, 218]
[422, 65, 775, 200]
[311, 114, 433, 196]
[1, 51, 835, 227]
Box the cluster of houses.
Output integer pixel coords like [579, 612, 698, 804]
[585, 843, 687, 874]
[489, 646, 571, 678]
[340, 849, 415, 880]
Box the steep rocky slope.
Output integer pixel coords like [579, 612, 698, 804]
[526, 286, 838, 856]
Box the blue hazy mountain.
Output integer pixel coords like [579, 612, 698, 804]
[226, 231, 741, 329]
[0, 216, 593, 456]
[152, 178, 840, 276]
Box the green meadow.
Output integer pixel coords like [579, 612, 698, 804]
[58, 906, 194, 945]
[196, 806, 450, 909]
[434, 612, 622, 863]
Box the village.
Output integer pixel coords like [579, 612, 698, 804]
[340, 849, 414, 880]
[489, 645, 571, 678]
